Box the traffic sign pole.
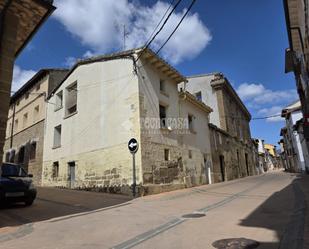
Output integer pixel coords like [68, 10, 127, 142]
[128, 138, 138, 198]
[132, 153, 136, 197]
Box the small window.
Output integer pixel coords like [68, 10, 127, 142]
[188, 114, 194, 132]
[5, 152, 10, 162]
[53, 125, 62, 148]
[65, 82, 77, 116]
[188, 150, 192, 159]
[55, 91, 63, 111]
[195, 91, 202, 101]
[36, 83, 40, 91]
[34, 105, 40, 122]
[18, 146, 25, 164]
[16, 100, 20, 106]
[160, 80, 165, 92]
[23, 113, 28, 128]
[159, 104, 167, 128]
[164, 149, 170, 161]
[25, 92, 29, 100]
[29, 142, 36, 160]
[14, 119, 19, 132]
[52, 161, 59, 178]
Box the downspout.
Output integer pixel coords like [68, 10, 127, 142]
[10, 103, 15, 149]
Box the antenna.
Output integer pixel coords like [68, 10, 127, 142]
[123, 24, 129, 50]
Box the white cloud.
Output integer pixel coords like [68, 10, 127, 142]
[236, 83, 298, 105]
[54, 0, 211, 64]
[64, 56, 77, 67]
[257, 106, 284, 122]
[12, 65, 36, 93]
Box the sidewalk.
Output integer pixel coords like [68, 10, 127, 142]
[296, 173, 309, 249]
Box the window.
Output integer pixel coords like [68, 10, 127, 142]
[55, 91, 63, 111]
[164, 149, 170, 161]
[34, 105, 40, 122]
[23, 113, 28, 128]
[188, 114, 194, 132]
[188, 150, 192, 159]
[65, 82, 77, 116]
[36, 83, 40, 91]
[25, 92, 29, 100]
[9, 150, 15, 163]
[159, 104, 167, 128]
[18, 146, 25, 164]
[5, 152, 10, 162]
[52, 161, 59, 178]
[16, 100, 20, 106]
[160, 80, 165, 92]
[53, 125, 62, 148]
[29, 142, 37, 160]
[195, 91, 202, 101]
[14, 119, 18, 132]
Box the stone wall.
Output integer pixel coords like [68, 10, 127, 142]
[3, 120, 45, 185]
[42, 142, 140, 195]
[209, 124, 257, 183]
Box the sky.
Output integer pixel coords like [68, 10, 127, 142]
[13, 0, 298, 145]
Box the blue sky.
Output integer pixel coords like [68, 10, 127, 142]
[14, 0, 297, 145]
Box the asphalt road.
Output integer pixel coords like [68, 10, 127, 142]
[0, 187, 131, 231]
[0, 171, 307, 249]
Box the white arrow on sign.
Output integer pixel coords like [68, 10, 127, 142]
[129, 142, 137, 148]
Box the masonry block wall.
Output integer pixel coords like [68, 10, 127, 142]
[3, 120, 44, 185]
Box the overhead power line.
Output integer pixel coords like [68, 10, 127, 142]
[135, 0, 183, 62]
[252, 114, 282, 120]
[156, 0, 196, 55]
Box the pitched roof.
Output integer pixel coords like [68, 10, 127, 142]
[10, 68, 68, 104]
[48, 47, 186, 99]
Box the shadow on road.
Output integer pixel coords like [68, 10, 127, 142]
[0, 187, 132, 229]
[238, 173, 306, 249]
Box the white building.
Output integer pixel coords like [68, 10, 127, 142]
[281, 100, 306, 172]
[42, 48, 213, 194]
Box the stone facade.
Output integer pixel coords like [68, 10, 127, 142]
[3, 120, 44, 185]
[2, 70, 68, 185]
[186, 73, 257, 182]
[209, 124, 256, 183]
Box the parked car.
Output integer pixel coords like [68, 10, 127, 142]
[0, 163, 36, 206]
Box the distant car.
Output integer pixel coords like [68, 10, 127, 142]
[0, 163, 37, 206]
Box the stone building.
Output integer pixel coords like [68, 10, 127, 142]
[42, 48, 213, 194]
[284, 0, 309, 155]
[0, 0, 55, 169]
[3, 69, 68, 184]
[183, 73, 257, 183]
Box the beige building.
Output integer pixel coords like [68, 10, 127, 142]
[3, 69, 68, 184]
[184, 73, 257, 183]
[284, 0, 309, 151]
[0, 0, 55, 169]
[42, 48, 213, 195]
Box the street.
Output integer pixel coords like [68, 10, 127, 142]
[0, 171, 308, 249]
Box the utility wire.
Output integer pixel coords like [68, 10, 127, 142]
[143, 0, 176, 46]
[135, 0, 183, 62]
[156, 0, 196, 55]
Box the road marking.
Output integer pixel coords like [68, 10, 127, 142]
[111, 174, 273, 249]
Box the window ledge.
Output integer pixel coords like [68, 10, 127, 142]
[64, 111, 78, 119]
[160, 91, 169, 98]
[52, 145, 61, 150]
[54, 106, 63, 112]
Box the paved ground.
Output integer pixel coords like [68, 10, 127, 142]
[0, 171, 307, 249]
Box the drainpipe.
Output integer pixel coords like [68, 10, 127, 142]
[10, 103, 16, 149]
